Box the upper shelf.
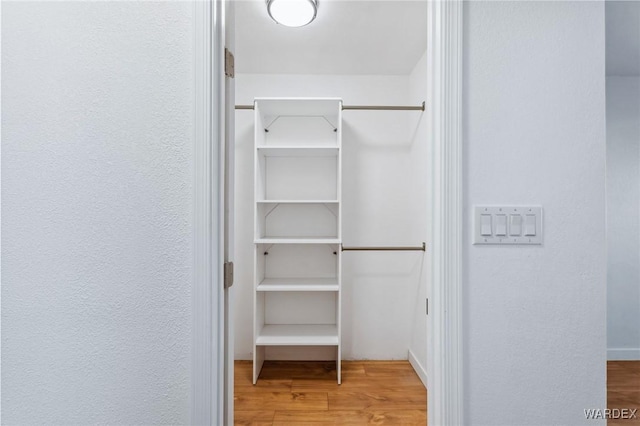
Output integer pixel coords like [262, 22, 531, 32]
[255, 98, 342, 118]
[255, 237, 341, 244]
[257, 200, 339, 204]
[257, 146, 339, 157]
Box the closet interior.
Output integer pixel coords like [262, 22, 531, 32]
[233, 0, 430, 393]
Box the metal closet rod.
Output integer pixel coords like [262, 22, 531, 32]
[341, 242, 426, 252]
[235, 101, 425, 112]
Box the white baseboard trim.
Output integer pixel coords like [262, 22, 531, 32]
[408, 349, 428, 390]
[608, 348, 640, 360]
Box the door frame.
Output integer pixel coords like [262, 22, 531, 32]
[426, 0, 464, 424]
[192, 0, 226, 424]
[192, 0, 464, 424]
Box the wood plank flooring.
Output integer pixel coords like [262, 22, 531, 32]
[235, 360, 639, 425]
[235, 360, 427, 425]
[608, 361, 640, 426]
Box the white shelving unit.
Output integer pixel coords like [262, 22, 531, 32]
[253, 98, 342, 384]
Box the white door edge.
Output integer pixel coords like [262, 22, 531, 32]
[223, 0, 236, 424]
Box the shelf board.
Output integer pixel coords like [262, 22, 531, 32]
[257, 146, 339, 157]
[257, 200, 339, 204]
[255, 237, 340, 244]
[255, 324, 339, 346]
[257, 277, 339, 292]
[255, 98, 342, 117]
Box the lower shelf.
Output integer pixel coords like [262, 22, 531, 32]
[255, 324, 339, 346]
[257, 277, 339, 292]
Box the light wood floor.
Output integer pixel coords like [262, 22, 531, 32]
[235, 360, 640, 425]
[608, 361, 640, 426]
[234, 360, 427, 425]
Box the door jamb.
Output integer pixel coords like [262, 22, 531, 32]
[193, 0, 225, 424]
[427, 0, 464, 425]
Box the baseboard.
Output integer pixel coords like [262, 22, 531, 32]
[408, 349, 428, 390]
[608, 348, 640, 360]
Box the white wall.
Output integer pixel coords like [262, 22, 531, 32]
[463, 2, 606, 424]
[2, 3, 194, 423]
[234, 74, 428, 361]
[607, 76, 640, 360]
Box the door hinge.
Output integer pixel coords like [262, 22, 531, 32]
[426, 298, 429, 315]
[225, 48, 235, 78]
[224, 261, 234, 289]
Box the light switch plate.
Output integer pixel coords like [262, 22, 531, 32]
[473, 206, 543, 245]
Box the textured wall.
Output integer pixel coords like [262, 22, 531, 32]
[607, 76, 640, 360]
[463, 2, 606, 424]
[234, 74, 428, 361]
[2, 2, 194, 423]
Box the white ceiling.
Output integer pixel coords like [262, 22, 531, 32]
[606, 1, 640, 76]
[234, 0, 428, 75]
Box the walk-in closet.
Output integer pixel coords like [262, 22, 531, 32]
[233, 1, 430, 422]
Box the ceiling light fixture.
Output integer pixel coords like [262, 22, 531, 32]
[266, 0, 318, 27]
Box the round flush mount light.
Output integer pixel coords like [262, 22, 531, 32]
[266, 0, 318, 27]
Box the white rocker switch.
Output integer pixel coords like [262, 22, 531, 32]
[474, 206, 542, 245]
[495, 214, 507, 236]
[524, 214, 536, 236]
[510, 214, 522, 236]
[480, 214, 492, 236]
